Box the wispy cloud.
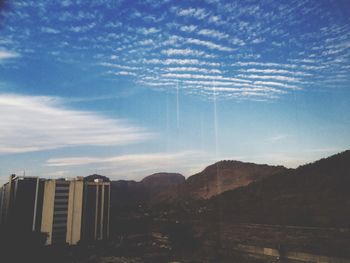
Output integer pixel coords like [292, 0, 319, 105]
[245, 68, 311, 77]
[99, 62, 139, 71]
[176, 7, 209, 20]
[41, 27, 60, 34]
[69, 22, 96, 33]
[180, 25, 197, 32]
[0, 49, 20, 61]
[164, 67, 222, 74]
[162, 73, 250, 83]
[114, 71, 137, 76]
[253, 81, 301, 90]
[234, 62, 297, 69]
[143, 58, 220, 67]
[186, 38, 234, 52]
[161, 48, 215, 58]
[238, 74, 300, 83]
[0, 93, 150, 154]
[46, 151, 198, 167]
[198, 29, 229, 39]
[138, 27, 160, 35]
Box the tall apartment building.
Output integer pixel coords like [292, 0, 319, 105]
[0, 174, 45, 232]
[41, 177, 84, 245]
[81, 177, 110, 242]
[0, 174, 110, 246]
[40, 175, 110, 245]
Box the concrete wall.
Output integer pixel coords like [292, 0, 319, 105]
[66, 180, 84, 245]
[41, 180, 56, 245]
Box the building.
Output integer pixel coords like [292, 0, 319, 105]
[0, 174, 111, 246]
[40, 175, 110, 245]
[41, 177, 84, 245]
[81, 176, 111, 242]
[0, 174, 45, 232]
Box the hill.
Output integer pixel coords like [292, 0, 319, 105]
[154, 160, 287, 201]
[206, 150, 350, 227]
[111, 173, 185, 207]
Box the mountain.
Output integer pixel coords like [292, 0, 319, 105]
[206, 150, 350, 227]
[141, 173, 185, 194]
[111, 173, 185, 207]
[154, 160, 287, 201]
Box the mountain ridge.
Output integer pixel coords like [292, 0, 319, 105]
[204, 150, 350, 227]
[111, 172, 185, 206]
[150, 160, 288, 202]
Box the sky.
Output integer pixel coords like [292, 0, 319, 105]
[0, 0, 349, 183]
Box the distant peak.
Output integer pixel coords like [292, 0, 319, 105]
[141, 172, 185, 183]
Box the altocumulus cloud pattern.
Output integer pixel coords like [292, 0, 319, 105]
[0, 0, 349, 101]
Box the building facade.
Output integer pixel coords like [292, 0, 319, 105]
[0, 174, 110, 246]
[81, 178, 110, 242]
[41, 177, 84, 245]
[0, 174, 45, 232]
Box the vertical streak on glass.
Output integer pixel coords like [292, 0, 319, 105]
[176, 81, 179, 129]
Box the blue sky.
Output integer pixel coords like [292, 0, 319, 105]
[0, 0, 349, 183]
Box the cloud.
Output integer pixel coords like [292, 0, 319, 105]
[186, 38, 234, 52]
[41, 27, 60, 34]
[198, 29, 229, 39]
[0, 49, 20, 61]
[161, 48, 215, 58]
[138, 27, 160, 35]
[46, 151, 198, 167]
[165, 67, 222, 74]
[138, 81, 175, 87]
[253, 81, 301, 90]
[234, 62, 298, 69]
[3, 0, 345, 102]
[201, 86, 285, 96]
[100, 62, 139, 70]
[139, 39, 155, 46]
[45, 150, 213, 179]
[69, 22, 96, 33]
[176, 7, 209, 20]
[61, 0, 72, 7]
[251, 37, 265, 44]
[208, 15, 221, 24]
[114, 71, 137, 76]
[0, 93, 150, 154]
[105, 21, 122, 28]
[180, 25, 197, 32]
[237, 74, 300, 83]
[144, 58, 220, 67]
[161, 73, 250, 83]
[47, 170, 70, 177]
[245, 68, 311, 77]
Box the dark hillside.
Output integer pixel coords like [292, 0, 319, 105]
[207, 151, 350, 227]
